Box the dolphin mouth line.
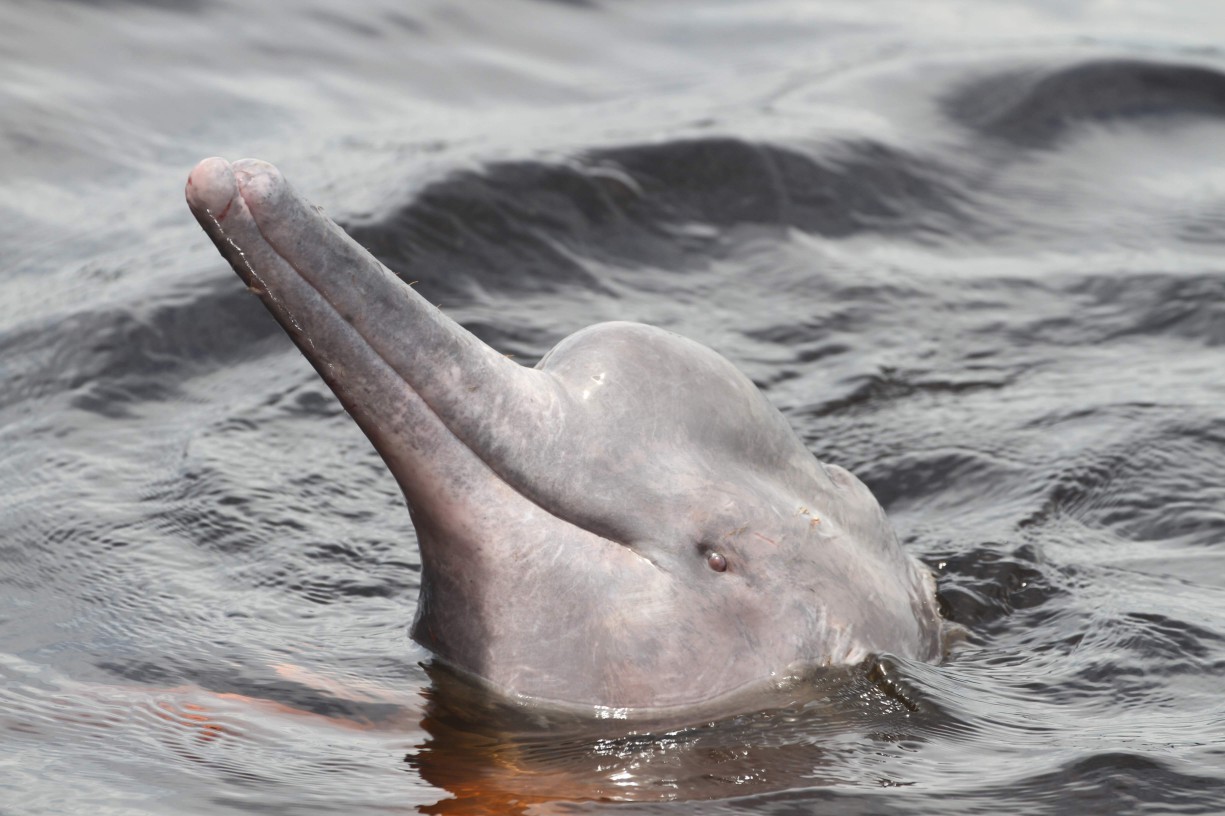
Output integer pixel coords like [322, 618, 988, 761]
[207, 183, 662, 572]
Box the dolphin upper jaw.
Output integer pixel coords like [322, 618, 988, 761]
[186, 160, 558, 525]
[186, 161, 761, 579]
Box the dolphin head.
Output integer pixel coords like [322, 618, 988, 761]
[186, 157, 943, 712]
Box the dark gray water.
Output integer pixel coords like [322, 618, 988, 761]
[4, 1, 1225, 813]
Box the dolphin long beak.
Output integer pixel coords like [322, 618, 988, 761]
[184, 158, 557, 509]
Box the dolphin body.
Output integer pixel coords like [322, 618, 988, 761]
[185, 157, 943, 713]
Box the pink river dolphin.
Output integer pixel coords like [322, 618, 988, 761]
[185, 157, 943, 714]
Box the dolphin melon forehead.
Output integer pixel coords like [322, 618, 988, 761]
[539, 321, 822, 477]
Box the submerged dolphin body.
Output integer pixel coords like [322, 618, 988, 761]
[185, 157, 943, 712]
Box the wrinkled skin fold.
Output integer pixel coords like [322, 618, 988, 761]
[185, 157, 943, 713]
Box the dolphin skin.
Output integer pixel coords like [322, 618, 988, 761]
[185, 157, 943, 713]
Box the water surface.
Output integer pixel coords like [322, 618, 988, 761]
[3, 1, 1225, 813]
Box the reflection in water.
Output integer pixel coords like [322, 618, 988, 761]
[409, 659, 936, 811]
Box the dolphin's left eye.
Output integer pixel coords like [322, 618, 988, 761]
[707, 552, 727, 572]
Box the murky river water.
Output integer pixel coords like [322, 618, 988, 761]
[3, 1, 1225, 813]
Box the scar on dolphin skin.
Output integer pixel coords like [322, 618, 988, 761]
[796, 505, 822, 527]
[185, 157, 947, 712]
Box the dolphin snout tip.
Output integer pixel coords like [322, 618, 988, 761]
[186, 157, 288, 223]
[230, 159, 289, 217]
[186, 157, 237, 221]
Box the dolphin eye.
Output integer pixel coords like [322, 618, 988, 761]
[707, 552, 727, 572]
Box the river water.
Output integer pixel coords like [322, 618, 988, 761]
[3, 1, 1225, 814]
